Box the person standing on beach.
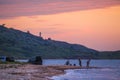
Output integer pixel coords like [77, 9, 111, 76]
[86, 59, 91, 68]
[78, 58, 82, 67]
[65, 60, 70, 65]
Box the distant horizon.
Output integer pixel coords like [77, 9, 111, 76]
[0, 0, 120, 51]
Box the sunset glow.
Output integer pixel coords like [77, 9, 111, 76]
[0, 0, 120, 51]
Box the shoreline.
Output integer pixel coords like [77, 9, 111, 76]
[0, 64, 100, 80]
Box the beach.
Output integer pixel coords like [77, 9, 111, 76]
[0, 64, 80, 80]
[0, 63, 98, 80]
[0, 60, 120, 80]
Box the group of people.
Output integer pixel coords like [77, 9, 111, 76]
[65, 59, 91, 67]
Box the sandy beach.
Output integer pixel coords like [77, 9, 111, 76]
[0, 64, 99, 80]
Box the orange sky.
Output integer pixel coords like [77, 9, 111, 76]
[0, 1, 120, 51]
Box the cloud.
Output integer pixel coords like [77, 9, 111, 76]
[0, 0, 120, 18]
[35, 19, 47, 22]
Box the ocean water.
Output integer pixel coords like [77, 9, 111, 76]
[47, 59, 120, 80]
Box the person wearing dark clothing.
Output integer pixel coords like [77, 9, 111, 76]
[65, 60, 70, 65]
[78, 58, 82, 67]
[86, 59, 91, 68]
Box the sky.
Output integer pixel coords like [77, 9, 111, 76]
[0, 0, 120, 51]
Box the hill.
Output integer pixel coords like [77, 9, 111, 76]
[99, 51, 120, 59]
[0, 24, 119, 59]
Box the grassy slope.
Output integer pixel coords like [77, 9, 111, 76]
[0, 25, 119, 59]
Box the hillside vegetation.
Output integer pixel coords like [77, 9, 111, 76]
[0, 25, 119, 59]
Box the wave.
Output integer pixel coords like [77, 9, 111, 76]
[51, 68, 120, 80]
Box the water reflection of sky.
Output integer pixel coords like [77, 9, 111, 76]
[50, 60, 120, 80]
[43, 59, 120, 68]
[51, 68, 120, 80]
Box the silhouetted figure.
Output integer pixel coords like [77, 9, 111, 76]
[86, 59, 91, 68]
[78, 58, 82, 67]
[65, 60, 70, 65]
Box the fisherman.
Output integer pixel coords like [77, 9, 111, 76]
[86, 59, 91, 68]
[65, 60, 70, 65]
[78, 58, 82, 67]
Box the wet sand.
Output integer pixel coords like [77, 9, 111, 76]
[0, 64, 99, 80]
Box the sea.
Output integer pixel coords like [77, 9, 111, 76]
[44, 59, 120, 80]
[16, 59, 120, 80]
